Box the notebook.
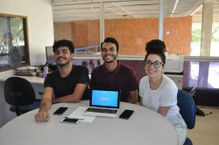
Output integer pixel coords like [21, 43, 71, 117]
[83, 89, 120, 118]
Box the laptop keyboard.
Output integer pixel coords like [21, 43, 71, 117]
[86, 108, 118, 114]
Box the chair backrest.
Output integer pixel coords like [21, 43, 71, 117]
[177, 89, 196, 129]
[4, 77, 36, 114]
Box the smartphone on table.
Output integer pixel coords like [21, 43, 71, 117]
[53, 107, 68, 115]
[119, 109, 134, 120]
[61, 118, 80, 124]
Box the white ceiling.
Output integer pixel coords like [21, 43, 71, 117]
[51, 0, 219, 22]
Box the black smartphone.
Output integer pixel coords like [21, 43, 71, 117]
[53, 107, 68, 115]
[61, 118, 80, 124]
[119, 109, 134, 120]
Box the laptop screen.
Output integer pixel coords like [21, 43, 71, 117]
[90, 89, 120, 108]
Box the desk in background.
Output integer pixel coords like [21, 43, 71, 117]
[0, 75, 44, 85]
[0, 101, 178, 145]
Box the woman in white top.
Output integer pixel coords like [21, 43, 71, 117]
[139, 39, 187, 145]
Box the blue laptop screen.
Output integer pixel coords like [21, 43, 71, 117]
[90, 89, 120, 108]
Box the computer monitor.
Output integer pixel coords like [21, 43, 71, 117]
[183, 60, 219, 106]
[183, 61, 219, 89]
[45, 46, 55, 64]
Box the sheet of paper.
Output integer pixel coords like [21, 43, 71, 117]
[67, 107, 95, 123]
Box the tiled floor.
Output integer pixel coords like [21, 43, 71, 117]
[188, 106, 219, 145]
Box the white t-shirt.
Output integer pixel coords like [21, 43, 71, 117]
[139, 74, 180, 120]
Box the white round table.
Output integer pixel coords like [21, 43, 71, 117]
[0, 101, 178, 145]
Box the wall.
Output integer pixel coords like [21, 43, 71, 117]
[0, 0, 54, 66]
[54, 22, 72, 40]
[72, 20, 100, 47]
[54, 16, 192, 55]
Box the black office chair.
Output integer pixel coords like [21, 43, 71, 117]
[177, 89, 196, 145]
[4, 77, 41, 116]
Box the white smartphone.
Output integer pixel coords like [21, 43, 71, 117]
[61, 118, 80, 124]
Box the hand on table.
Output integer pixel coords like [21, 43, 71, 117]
[35, 110, 50, 122]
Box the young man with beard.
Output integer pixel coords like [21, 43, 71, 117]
[90, 37, 138, 103]
[35, 39, 89, 122]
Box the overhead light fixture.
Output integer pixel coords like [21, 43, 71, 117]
[91, 0, 93, 11]
[171, 0, 179, 17]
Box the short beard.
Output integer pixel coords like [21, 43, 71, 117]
[103, 54, 117, 63]
[56, 60, 71, 67]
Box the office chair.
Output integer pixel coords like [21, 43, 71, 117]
[177, 89, 196, 145]
[4, 77, 41, 116]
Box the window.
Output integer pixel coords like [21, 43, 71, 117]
[0, 13, 29, 71]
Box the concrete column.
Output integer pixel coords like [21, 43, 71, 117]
[100, 2, 104, 43]
[200, 0, 213, 56]
[159, 0, 164, 40]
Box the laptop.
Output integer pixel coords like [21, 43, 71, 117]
[83, 89, 120, 118]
